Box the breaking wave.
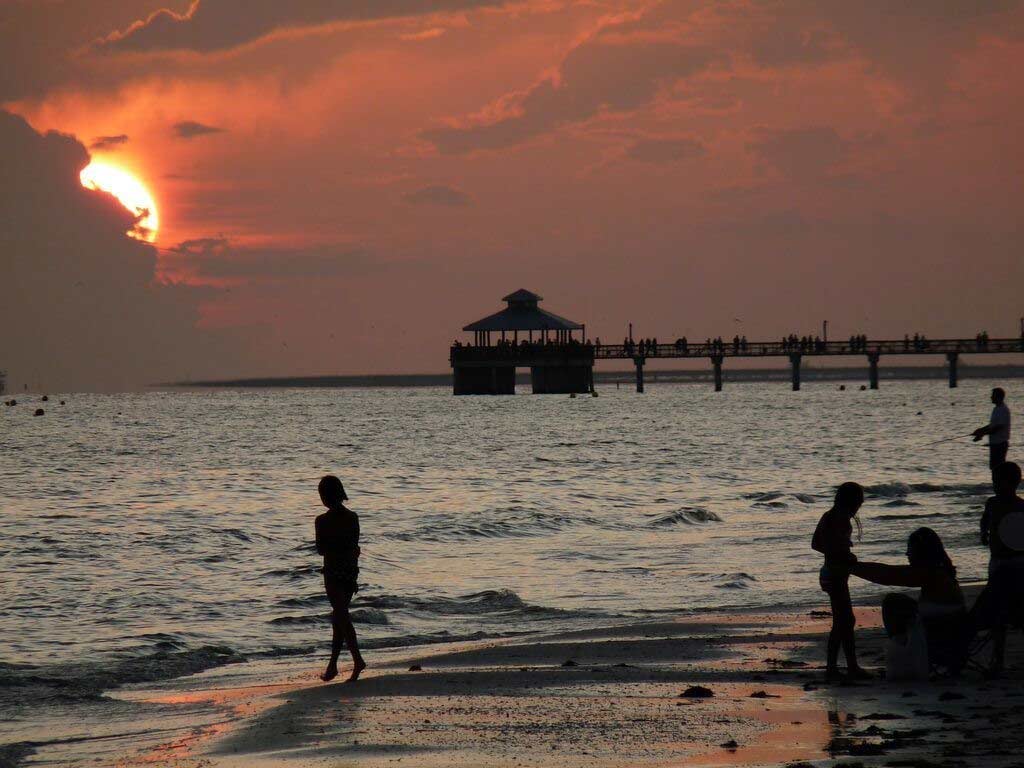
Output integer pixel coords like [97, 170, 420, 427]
[648, 507, 723, 527]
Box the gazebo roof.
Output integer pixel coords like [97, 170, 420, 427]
[463, 289, 583, 332]
[503, 289, 542, 304]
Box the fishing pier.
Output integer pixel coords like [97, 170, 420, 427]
[451, 290, 1024, 395]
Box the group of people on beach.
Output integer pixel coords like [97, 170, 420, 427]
[813, 387, 1020, 681]
[312, 388, 1018, 686]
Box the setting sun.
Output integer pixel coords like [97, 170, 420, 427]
[80, 161, 159, 242]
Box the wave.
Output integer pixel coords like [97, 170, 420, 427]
[648, 507, 722, 527]
[716, 572, 758, 589]
[744, 492, 785, 502]
[388, 510, 600, 542]
[269, 608, 389, 626]
[874, 510, 972, 522]
[0, 645, 244, 708]
[864, 481, 991, 499]
[355, 588, 604, 621]
[0, 621, 532, 712]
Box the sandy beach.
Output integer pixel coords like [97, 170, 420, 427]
[92, 582, 1021, 768]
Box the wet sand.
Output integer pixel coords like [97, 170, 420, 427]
[107, 584, 1024, 768]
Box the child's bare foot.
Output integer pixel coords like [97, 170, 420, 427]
[346, 658, 367, 683]
[321, 661, 339, 682]
[847, 666, 874, 681]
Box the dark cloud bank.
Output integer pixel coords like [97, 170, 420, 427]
[0, 110, 245, 391]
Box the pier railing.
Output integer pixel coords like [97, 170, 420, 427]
[594, 338, 1024, 359]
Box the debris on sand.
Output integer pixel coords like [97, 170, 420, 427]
[750, 690, 780, 698]
[679, 685, 714, 698]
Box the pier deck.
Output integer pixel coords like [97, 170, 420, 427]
[451, 337, 1024, 393]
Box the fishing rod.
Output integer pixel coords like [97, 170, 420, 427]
[359, 549, 414, 572]
[922, 432, 976, 447]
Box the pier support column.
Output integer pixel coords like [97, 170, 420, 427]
[635, 357, 645, 393]
[789, 353, 802, 391]
[867, 352, 880, 390]
[712, 355, 723, 392]
[947, 352, 959, 388]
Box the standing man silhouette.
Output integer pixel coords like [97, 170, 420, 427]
[974, 387, 1011, 476]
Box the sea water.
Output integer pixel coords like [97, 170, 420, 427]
[0, 380, 1005, 762]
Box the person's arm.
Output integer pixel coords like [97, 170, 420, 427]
[315, 515, 326, 556]
[973, 424, 995, 441]
[352, 513, 361, 559]
[981, 499, 992, 546]
[849, 561, 929, 588]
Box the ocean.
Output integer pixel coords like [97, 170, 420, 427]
[0, 380, 1007, 764]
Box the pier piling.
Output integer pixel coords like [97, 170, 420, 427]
[635, 357, 645, 393]
[867, 352, 880, 390]
[789, 353, 802, 391]
[712, 355, 723, 392]
[947, 351, 959, 388]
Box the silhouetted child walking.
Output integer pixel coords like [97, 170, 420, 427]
[315, 475, 366, 683]
[812, 482, 871, 682]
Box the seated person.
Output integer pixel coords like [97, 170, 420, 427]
[850, 527, 967, 675]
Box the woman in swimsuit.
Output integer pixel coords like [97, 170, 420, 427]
[315, 475, 366, 682]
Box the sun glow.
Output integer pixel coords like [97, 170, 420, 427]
[80, 162, 160, 242]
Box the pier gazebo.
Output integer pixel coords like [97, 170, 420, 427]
[451, 290, 594, 395]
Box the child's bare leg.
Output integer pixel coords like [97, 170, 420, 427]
[322, 615, 343, 681]
[339, 612, 366, 682]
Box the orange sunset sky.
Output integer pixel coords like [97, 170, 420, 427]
[1, 1, 1023, 390]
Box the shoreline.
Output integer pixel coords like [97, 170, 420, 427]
[17, 583, 1024, 767]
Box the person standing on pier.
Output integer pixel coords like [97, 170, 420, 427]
[973, 388, 1011, 474]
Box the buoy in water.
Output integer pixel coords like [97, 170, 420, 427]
[60, 400, 66, 405]
[570, 393, 577, 398]
[33, 408, 44, 416]
[41, 395, 49, 402]
[839, 385, 846, 391]
[859, 385, 866, 391]
[591, 391, 598, 397]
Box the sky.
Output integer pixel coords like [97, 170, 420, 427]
[1, 0, 1023, 390]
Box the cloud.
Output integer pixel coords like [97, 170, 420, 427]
[167, 237, 375, 281]
[89, 133, 130, 151]
[746, 126, 864, 180]
[625, 136, 705, 163]
[101, 0, 506, 53]
[421, 31, 722, 154]
[172, 120, 224, 139]
[0, 109, 246, 391]
[402, 185, 470, 207]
